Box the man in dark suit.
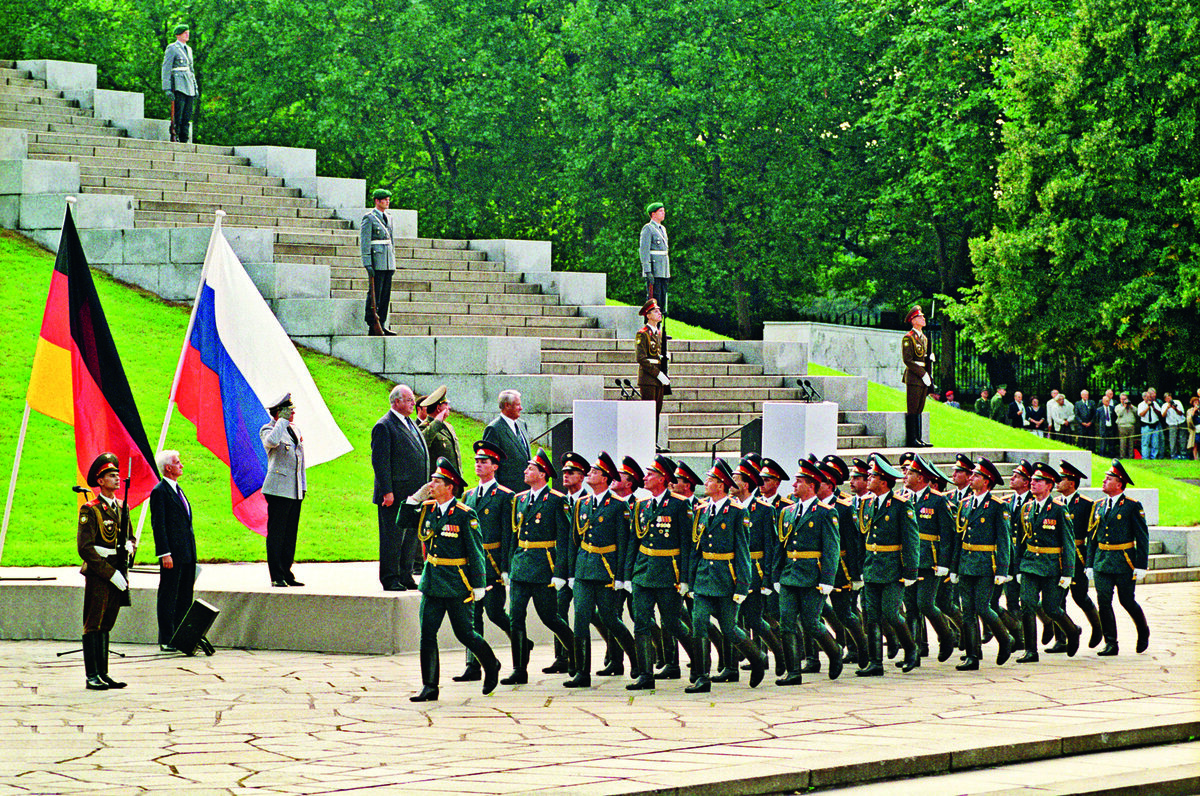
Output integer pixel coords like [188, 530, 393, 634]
[1074, 390, 1097, 451]
[1006, 390, 1028, 429]
[481, 390, 531, 493]
[372, 384, 429, 590]
[150, 450, 196, 651]
[1095, 395, 1116, 457]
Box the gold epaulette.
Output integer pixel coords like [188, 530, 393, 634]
[837, 495, 852, 506]
[894, 493, 909, 502]
[496, 484, 513, 494]
[549, 488, 565, 498]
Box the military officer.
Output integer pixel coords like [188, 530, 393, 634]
[419, 386, 459, 476]
[500, 449, 576, 684]
[562, 452, 637, 688]
[855, 456, 920, 676]
[455, 441, 517, 683]
[409, 458, 502, 702]
[948, 457, 1013, 670]
[1050, 460, 1103, 650]
[635, 299, 668, 427]
[1085, 460, 1150, 656]
[625, 454, 694, 689]
[672, 461, 702, 508]
[902, 455, 959, 664]
[1014, 462, 1080, 662]
[547, 451, 591, 675]
[900, 305, 934, 447]
[685, 460, 767, 693]
[359, 188, 397, 335]
[774, 459, 842, 684]
[817, 458, 867, 669]
[639, 201, 670, 311]
[78, 453, 134, 690]
[160, 24, 198, 143]
[758, 457, 794, 671]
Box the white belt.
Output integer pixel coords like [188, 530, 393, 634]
[370, 240, 392, 245]
[172, 67, 191, 71]
[93, 546, 117, 557]
[650, 250, 668, 255]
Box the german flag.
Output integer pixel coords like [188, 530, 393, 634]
[26, 204, 159, 504]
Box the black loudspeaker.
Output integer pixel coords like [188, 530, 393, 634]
[170, 598, 218, 656]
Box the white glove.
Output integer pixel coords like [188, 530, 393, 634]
[551, 577, 566, 590]
[622, 581, 632, 593]
[125, 539, 136, 556]
[949, 573, 959, 584]
[901, 578, 916, 587]
[613, 580, 623, 590]
[409, 482, 433, 503]
[774, 582, 782, 593]
[1058, 576, 1072, 589]
[1016, 574, 1023, 584]
[818, 583, 833, 595]
[110, 570, 128, 591]
[1084, 568, 1094, 580]
[732, 593, 746, 604]
[935, 566, 949, 577]
[677, 582, 689, 596]
[1134, 568, 1147, 581]
[567, 577, 575, 589]
[994, 575, 1007, 586]
[760, 587, 772, 595]
[922, 373, 932, 387]
[473, 587, 486, 602]
[851, 580, 864, 591]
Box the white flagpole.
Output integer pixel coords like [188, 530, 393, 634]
[0, 403, 33, 564]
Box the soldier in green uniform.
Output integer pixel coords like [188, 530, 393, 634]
[500, 449, 576, 684]
[78, 453, 134, 691]
[855, 456, 920, 676]
[454, 440, 518, 683]
[418, 386, 460, 477]
[564, 452, 637, 688]
[757, 458, 793, 670]
[900, 305, 933, 447]
[625, 454, 694, 689]
[810, 458, 864, 671]
[774, 459, 842, 684]
[685, 460, 767, 693]
[999, 459, 1035, 651]
[409, 458, 501, 702]
[546, 451, 590, 676]
[673, 461, 702, 509]
[1015, 462, 1081, 662]
[1085, 460, 1150, 656]
[902, 455, 959, 664]
[948, 457, 1013, 670]
[1049, 460, 1103, 651]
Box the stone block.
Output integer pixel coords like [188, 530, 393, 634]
[233, 145, 316, 184]
[330, 337, 387, 373]
[223, 227, 275, 263]
[274, 298, 360, 336]
[110, 262, 160, 294]
[168, 226, 211, 264]
[797, 375, 869, 411]
[292, 336, 332, 356]
[493, 373, 603, 415]
[117, 118, 171, 141]
[766, 320, 907, 389]
[809, 752, 949, 789]
[764, 401, 840, 463]
[155, 262, 204, 301]
[16, 59, 96, 91]
[727, 340, 811, 376]
[433, 336, 540, 375]
[951, 738, 1061, 770]
[21, 228, 58, 252]
[305, 176, 366, 215]
[468, 239, 551, 272]
[408, 375, 488, 417]
[573, 400, 656, 467]
[578, 305, 642, 338]
[1152, 527, 1200, 567]
[93, 88, 144, 121]
[77, 228, 122, 265]
[0, 127, 29, 160]
[860, 411, 906, 447]
[19, 193, 133, 230]
[124, 228, 173, 264]
[0, 196, 17, 229]
[268, 262, 329, 299]
[0, 159, 79, 195]
[524, 271, 606, 306]
[383, 336, 436, 375]
[385, 208, 418, 237]
[1060, 720, 1200, 755]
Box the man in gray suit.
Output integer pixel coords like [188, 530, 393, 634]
[160, 24, 198, 143]
[639, 201, 670, 312]
[360, 188, 397, 336]
[372, 384, 429, 590]
[260, 393, 306, 587]
[481, 390, 531, 493]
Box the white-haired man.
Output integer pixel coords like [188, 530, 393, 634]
[150, 449, 196, 650]
[481, 390, 531, 493]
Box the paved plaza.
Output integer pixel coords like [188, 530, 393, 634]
[2, 582, 1198, 795]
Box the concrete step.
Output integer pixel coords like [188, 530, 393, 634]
[136, 198, 334, 219]
[0, 98, 87, 116]
[385, 323, 612, 339]
[541, 363, 766, 377]
[329, 258, 505, 277]
[371, 301, 580, 318]
[27, 129, 237, 158]
[83, 181, 310, 208]
[668, 423, 867, 441]
[542, 337, 724, 352]
[1148, 553, 1188, 570]
[541, 348, 743, 365]
[0, 114, 118, 135]
[0, 83, 71, 102]
[385, 311, 594, 328]
[82, 171, 300, 197]
[132, 210, 350, 231]
[604, 386, 800, 402]
[27, 141, 251, 168]
[32, 151, 269, 178]
[1144, 566, 1200, 584]
[835, 435, 890, 449]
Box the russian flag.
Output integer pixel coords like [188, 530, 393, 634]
[172, 213, 352, 533]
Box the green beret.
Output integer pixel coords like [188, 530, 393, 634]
[371, 188, 391, 201]
[645, 201, 664, 216]
[173, 24, 189, 36]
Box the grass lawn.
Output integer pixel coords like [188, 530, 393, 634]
[604, 298, 732, 341]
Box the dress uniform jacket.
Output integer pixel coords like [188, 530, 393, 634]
[416, 499, 485, 600]
[359, 209, 395, 272]
[743, 497, 776, 592]
[570, 491, 630, 583]
[1006, 492, 1033, 577]
[420, 417, 460, 477]
[78, 497, 132, 609]
[638, 220, 670, 278]
[1063, 492, 1096, 570]
[861, 493, 919, 583]
[688, 499, 751, 598]
[160, 40, 197, 96]
[1086, 493, 1149, 575]
[950, 494, 1012, 578]
[830, 495, 861, 589]
[1017, 498, 1075, 579]
[463, 481, 513, 583]
[900, 329, 931, 389]
[507, 487, 571, 584]
[774, 499, 839, 589]
[911, 487, 954, 570]
[259, 418, 305, 499]
[635, 324, 664, 392]
[626, 491, 693, 588]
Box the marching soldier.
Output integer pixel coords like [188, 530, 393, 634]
[819, 457, 867, 668]
[900, 305, 933, 447]
[1014, 463, 1081, 662]
[685, 460, 767, 693]
[78, 453, 134, 691]
[903, 455, 959, 664]
[948, 457, 1013, 670]
[672, 461, 702, 509]
[545, 451, 591, 676]
[1000, 460, 1035, 650]
[1085, 460, 1150, 656]
[758, 457, 794, 671]
[455, 441, 517, 683]
[1051, 460, 1103, 651]
[500, 450, 575, 684]
[409, 458, 501, 702]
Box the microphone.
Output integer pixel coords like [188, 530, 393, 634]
[804, 380, 823, 402]
[795, 380, 812, 402]
[72, 485, 91, 494]
[623, 379, 642, 399]
[616, 378, 630, 400]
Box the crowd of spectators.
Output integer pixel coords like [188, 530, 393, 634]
[950, 385, 1200, 460]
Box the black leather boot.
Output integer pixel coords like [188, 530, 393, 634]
[711, 635, 740, 683]
[855, 625, 884, 677]
[564, 638, 591, 688]
[1083, 602, 1103, 649]
[894, 620, 920, 672]
[1131, 603, 1150, 653]
[627, 635, 656, 691]
[453, 650, 482, 682]
[759, 625, 786, 677]
[956, 622, 980, 671]
[685, 632, 711, 693]
[500, 630, 528, 685]
[410, 646, 439, 702]
[775, 632, 804, 686]
[83, 634, 108, 691]
[655, 633, 681, 680]
[800, 636, 821, 674]
[984, 614, 1013, 666]
[98, 632, 126, 689]
[1017, 615, 1040, 662]
[815, 628, 844, 680]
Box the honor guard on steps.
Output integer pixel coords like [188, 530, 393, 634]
[1085, 460, 1150, 656]
[639, 201, 670, 312]
[636, 299, 668, 428]
[900, 305, 933, 447]
[160, 24, 198, 143]
[360, 189, 397, 336]
[78, 453, 134, 691]
[409, 458, 502, 702]
[902, 455, 959, 665]
[1050, 460, 1103, 651]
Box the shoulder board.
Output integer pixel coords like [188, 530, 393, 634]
[549, 488, 565, 498]
[779, 496, 795, 506]
[1051, 496, 1065, 506]
[496, 485, 514, 494]
[84, 498, 102, 508]
[516, 489, 531, 498]
[422, 499, 437, 506]
[754, 497, 772, 507]
[894, 493, 909, 503]
[836, 495, 852, 506]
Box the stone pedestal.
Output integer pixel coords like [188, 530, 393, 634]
[762, 401, 839, 469]
[572, 400, 655, 465]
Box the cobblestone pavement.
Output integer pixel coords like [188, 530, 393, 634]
[2, 582, 1197, 795]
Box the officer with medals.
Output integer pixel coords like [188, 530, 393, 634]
[454, 440, 517, 683]
[902, 455, 959, 664]
[815, 457, 867, 670]
[500, 449, 575, 684]
[545, 452, 591, 676]
[563, 452, 637, 688]
[409, 458, 502, 702]
[774, 459, 842, 684]
[626, 454, 694, 689]
[78, 453, 134, 691]
[1015, 462, 1081, 662]
[1085, 460, 1150, 656]
[1050, 460, 1103, 650]
[900, 305, 934, 447]
[685, 459, 768, 693]
[948, 457, 1014, 670]
[757, 457, 794, 673]
[1000, 459, 1035, 652]
[855, 456, 920, 676]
